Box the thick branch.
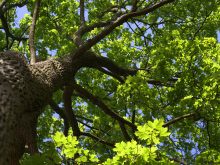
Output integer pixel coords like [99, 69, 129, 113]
[63, 86, 81, 137]
[83, 51, 137, 77]
[82, 52, 179, 87]
[73, 0, 175, 58]
[29, 0, 41, 64]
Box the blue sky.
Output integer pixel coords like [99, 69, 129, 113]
[15, 6, 29, 25]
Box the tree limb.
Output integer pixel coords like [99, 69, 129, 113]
[79, 0, 85, 26]
[63, 86, 81, 137]
[83, 51, 137, 77]
[0, 2, 28, 49]
[29, 0, 41, 64]
[163, 113, 198, 127]
[73, 0, 175, 58]
[92, 66, 125, 83]
[132, 0, 138, 12]
[49, 99, 69, 136]
[119, 122, 132, 141]
[72, 81, 137, 130]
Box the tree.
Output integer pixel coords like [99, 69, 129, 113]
[0, 0, 219, 164]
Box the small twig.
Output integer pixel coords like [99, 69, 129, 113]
[81, 132, 115, 147]
[191, 10, 213, 40]
[163, 113, 197, 127]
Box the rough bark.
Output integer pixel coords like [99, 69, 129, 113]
[0, 0, 177, 163]
[0, 50, 132, 164]
[0, 51, 83, 164]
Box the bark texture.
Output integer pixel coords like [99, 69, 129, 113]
[0, 51, 76, 164]
[0, 49, 140, 164]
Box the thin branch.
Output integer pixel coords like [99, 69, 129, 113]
[0, 0, 6, 9]
[96, 5, 121, 19]
[81, 132, 115, 147]
[119, 122, 132, 141]
[81, 52, 178, 87]
[49, 99, 69, 136]
[191, 10, 213, 40]
[163, 113, 197, 127]
[131, 109, 136, 125]
[73, 0, 86, 46]
[0, 9, 27, 43]
[206, 121, 212, 148]
[2, 0, 28, 12]
[79, 0, 85, 26]
[93, 66, 125, 83]
[29, 0, 41, 64]
[73, 21, 112, 46]
[77, 119, 106, 134]
[72, 81, 137, 130]
[75, 115, 93, 123]
[132, 0, 138, 12]
[0, 0, 28, 49]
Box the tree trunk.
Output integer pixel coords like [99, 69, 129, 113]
[0, 50, 133, 164]
[0, 51, 78, 164]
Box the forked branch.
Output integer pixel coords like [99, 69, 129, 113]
[73, 0, 175, 57]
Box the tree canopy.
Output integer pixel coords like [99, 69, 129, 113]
[0, 0, 220, 164]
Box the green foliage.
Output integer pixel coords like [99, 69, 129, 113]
[53, 131, 99, 164]
[2, 0, 220, 164]
[196, 149, 220, 164]
[103, 119, 172, 165]
[50, 119, 172, 164]
[20, 143, 61, 165]
[135, 119, 170, 145]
